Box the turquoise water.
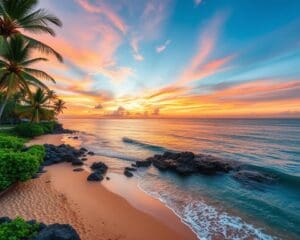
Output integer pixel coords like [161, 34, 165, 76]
[62, 118, 300, 239]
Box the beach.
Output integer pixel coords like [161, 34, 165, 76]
[0, 134, 197, 240]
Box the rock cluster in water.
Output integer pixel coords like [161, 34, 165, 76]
[87, 162, 108, 182]
[0, 217, 80, 240]
[135, 151, 278, 186]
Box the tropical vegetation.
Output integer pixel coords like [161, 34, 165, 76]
[0, 217, 40, 240]
[0, 0, 65, 124]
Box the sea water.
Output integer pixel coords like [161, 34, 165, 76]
[61, 118, 300, 240]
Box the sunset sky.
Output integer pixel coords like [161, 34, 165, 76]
[37, 0, 300, 118]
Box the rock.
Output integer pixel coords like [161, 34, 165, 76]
[73, 168, 84, 172]
[72, 159, 84, 166]
[233, 170, 277, 184]
[62, 154, 76, 163]
[80, 147, 88, 152]
[87, 151, 95, 156]
[90, 162, 108, 174]
[33, 224, 80, 240]
[87, 172, 103, 181]
[135, 159, 152, 167]
[73, 136, 79, 139]
[32, 174, 40, 179]
[106, 177, 110, 180]
[81, 158, 88, 161]
[124, 170, 133, 177]
[131, 164, 137, 168]
[150, 151, 238, 176]
[27, 220, 38, 225]
[125, 167, 136, 172]
[0, 217, 11, 224]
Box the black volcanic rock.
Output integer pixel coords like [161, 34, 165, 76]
[90, 162, 108, 174]
[33, 224, 80, 240]
[150, 151, 238, 176]
[87, 172, 103, 181]
[73, 168, 84, 172]
[124, 170, 133, 177]
[72, 159, 84, 166]
[135, 159, 152, 167]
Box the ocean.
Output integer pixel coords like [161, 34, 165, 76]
[61, 118, 300, 240]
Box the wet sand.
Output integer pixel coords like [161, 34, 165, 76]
[1, 134, 197, 240]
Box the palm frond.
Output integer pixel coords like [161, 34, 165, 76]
[24, 68, 55, 83]
[24, 34, 63, 62]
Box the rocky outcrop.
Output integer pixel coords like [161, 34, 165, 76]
[136, 151, 237, 176]
[33, 224, 80, 240]
[43, 144, 86, 166]
[52, 123, 75, 134]
[87, 172, 104, 182]
[0, 217, 80, 240]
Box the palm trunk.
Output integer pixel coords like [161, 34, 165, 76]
[0, 95, 9, 124]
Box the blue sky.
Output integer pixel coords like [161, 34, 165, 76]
[38, 0, 300, 117]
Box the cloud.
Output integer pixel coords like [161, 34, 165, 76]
[130, 0, 171, 60]
[156, 40, 171, 53]
[76, 0, 127, 34]
[195, 0, 203, 6]
[94, 104, 103, 109]
[178, 12, 233, 84]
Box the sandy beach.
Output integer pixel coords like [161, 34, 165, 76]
[0, 134, 197, 240]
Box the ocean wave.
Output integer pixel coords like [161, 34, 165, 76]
[183, 201, 275, 240]
[242, 164, 300, 189]
[122, 137, 168, 152]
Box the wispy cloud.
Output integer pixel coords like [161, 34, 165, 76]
[76, 0, 127, 34]
[156, 40, 171, 53]
[195, 0, 203, 6]
[178, 12, 233, 84]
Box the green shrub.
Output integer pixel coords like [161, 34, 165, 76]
[0, 135, 25, 150]
[15, 123, 44, 138]
[26, 145, 45, 164]
[0, 217, 39, 240]
[40, 121, 55, 134]
[0, 147, 44, 191]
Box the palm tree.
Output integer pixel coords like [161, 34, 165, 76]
[0, 35, 55, 121]
[16, 87, 54, 123]
[54, 99, 66, 115]
[0, 0, 63, 62]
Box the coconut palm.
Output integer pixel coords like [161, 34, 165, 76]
[0, 35, 55, 121]
[53, 99, 66, 115]
[16, 87, 54, 123]
[0, 0, 63, 62]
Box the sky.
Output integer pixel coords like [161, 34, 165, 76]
[36, 0, 300, 118]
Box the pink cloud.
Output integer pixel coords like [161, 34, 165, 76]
[156, 40, 171, 53]
[178, 12, 232, 84]
[76, 0, 127, 34]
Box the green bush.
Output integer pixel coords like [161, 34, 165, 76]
[0, 135, 25, 150]
[26, 145, 45, 164]
[0, 146, 45, 191]
[15, 123, 44, 138]
[0, 217, 39, 240]
[40, 121, 55, 134]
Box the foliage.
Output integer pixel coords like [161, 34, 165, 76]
[26, 145, 45, 164]
[0, 145, 45, 191]
[39, 121, 55, 133]
[0, 0, 63, 62]
[14, 123, 45, 138]
[15, 88, 55, 123]
[0, 217, 39, 240]
[0, 135, 24, 150]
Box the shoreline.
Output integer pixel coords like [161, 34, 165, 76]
[2, 134, 198, 240]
